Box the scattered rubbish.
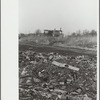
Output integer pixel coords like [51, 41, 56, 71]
[59, 82, 65, 85]
[52, 61, 79, 71]
[68, 65, 79, 71]
[83, 94, 92, 100]
[52, 61, 66, 67]
[19, 50, 97, 100]
[33, 78, 41, 83]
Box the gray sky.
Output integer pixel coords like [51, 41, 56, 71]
[19, 0, 97, 34]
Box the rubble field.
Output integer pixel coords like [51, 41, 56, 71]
[19, 46, 97, 100]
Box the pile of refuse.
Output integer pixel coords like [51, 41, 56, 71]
[19, 50, 97, 100]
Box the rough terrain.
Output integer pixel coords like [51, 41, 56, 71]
[19, 43, 97, 100]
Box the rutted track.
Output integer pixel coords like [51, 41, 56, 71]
[19, 42, 96, 57]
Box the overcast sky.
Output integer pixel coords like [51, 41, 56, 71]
[19, 0, 97, 34]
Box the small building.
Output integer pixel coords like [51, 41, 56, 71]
[44, 28, 63, 37]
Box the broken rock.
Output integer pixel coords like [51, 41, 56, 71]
[83, 94, 92, 100]
[33, 78, 41, 83]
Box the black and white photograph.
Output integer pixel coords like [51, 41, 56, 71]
[19, 0, 98, 100]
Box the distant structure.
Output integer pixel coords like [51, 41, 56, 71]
[44, 28, 63, 37]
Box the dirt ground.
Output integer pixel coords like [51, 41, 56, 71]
[19, 43, 97, 100]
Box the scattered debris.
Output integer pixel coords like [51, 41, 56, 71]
[52, 61, 79, 71]
[83, 94, 92, 100]
[52, 61, 66, 67]
[19, 50, 97, 100]
[33, 78, 41, 83]
[68, 65, 79, 71]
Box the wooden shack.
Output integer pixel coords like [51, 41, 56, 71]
[44, 28, 63, 37]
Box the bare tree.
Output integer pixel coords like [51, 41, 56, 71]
[90, 30, 97, 36]
[35, 29, 41, 36]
